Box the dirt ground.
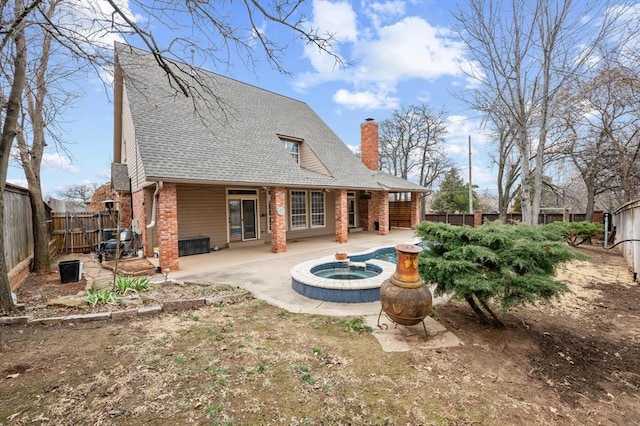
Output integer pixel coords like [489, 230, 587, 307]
[1, 245, 639, 425]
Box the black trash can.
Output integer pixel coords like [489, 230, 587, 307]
[59, 260, 81, 283]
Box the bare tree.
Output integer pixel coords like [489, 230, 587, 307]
[0, 0, 339, 312]
[0, 0, 30, 312]
[555, 82, 618, 220]
[56, 182, 97, 204]
[454, 0, 623, 224]
[379, 104, 452, 186]
[14, 0, 73, 274]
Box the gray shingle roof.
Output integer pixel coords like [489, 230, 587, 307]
[111, 162, 130, 192]
[115, 43, 427, 192]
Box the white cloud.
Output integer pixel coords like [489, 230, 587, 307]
[312, 0, 358, 42]
[333, 88, 399, 110]
[62, 0, 136, 49]
[43, 153, 80, 173]
[353, 17, 466, 83]
[364, 1, 407, 30]
[300, 1, 357, 76]
[297, 5, 470, 111]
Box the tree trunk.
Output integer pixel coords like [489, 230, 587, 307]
[29, 185, 50, 273]
[16, 0, 57, 273]
[584, 177, 596, 222]
[464, 294, 490, 324]
[0, 21, 27, 313]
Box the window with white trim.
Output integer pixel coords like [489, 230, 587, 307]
[290, 190, 307, 229]
[310, 191, 325, 227]
[283, 140, 300, 164]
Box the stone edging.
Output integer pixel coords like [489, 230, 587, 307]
[0, 292, 249, 327]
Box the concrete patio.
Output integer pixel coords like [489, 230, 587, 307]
[165, 229, 420, 317]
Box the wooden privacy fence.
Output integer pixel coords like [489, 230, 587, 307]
[52, 211, 117, 254]
[389, 201, 413, 228]
[4, 184, 33, 273]
[612, 199, 640, 281]
[424, 212, 588, 226]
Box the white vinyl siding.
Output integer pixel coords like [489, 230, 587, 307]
[122, 86, 146, 192]
[177, 185, 227, 249]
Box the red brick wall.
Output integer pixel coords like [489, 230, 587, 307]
[474, 210, 483, 228]
[132, 189, 147, 255]
[361, 119, 379, 171]
[410, 192, 421, 227]
[271, 187, 287, 253]
[116, 191, 132, 229]
[360, 194, 376, 231]
[158, 183, 179, 271]
[335, 189, 348, 243]
[377, 191, 389, 235]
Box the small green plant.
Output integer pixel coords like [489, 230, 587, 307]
[204, 366, 229, 375]
[339, 317, 373, 334]
[277, 310, 292, 319]
[114, 276, 150, 294]
[206, 328, 224, 341]
[300, 373, 315, 385]
[186, 312, 200, 321]
[295, 364, 316, 385]
[204, 403, 222, 417]
[85, 289, 118, 307]
[312, 347, 323, 356]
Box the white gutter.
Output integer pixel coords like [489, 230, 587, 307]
[146, 181, 163, 229]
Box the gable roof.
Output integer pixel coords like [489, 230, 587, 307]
[115, 43, 426, 192]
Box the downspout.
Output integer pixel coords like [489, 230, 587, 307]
[146, 181, 163, 229]
[129, 178, 134, 223]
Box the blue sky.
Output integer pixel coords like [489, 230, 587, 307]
[8, 0, 496, 198]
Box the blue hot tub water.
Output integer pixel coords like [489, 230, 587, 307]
[311, 262, 383, 280]
[291, 243, 426, 303]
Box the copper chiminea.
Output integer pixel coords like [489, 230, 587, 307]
[378, 244, 432, 333]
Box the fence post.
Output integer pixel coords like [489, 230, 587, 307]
[474, 210, 483, 227]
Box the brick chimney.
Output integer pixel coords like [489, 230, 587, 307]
[360, 118, 379, 171]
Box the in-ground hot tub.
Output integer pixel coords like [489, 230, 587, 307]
[291, 248, 399, 303]
[310, 262, 383, 280]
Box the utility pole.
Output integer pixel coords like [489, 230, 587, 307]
[468, 135, 473, 214]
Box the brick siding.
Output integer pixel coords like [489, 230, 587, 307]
[158, 183, 179, 271]
[360, 119, 379, 171]
[271, 187, 287, 253]
[335, 189, 348, 243]
[377, 191, 389, 235]
[132, 189, 147, 255]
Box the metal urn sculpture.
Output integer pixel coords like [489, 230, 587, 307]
[379, 244, 432, 328]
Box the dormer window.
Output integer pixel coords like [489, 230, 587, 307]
[279, 135, 303, 164]
[283, 140, 299, 163]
